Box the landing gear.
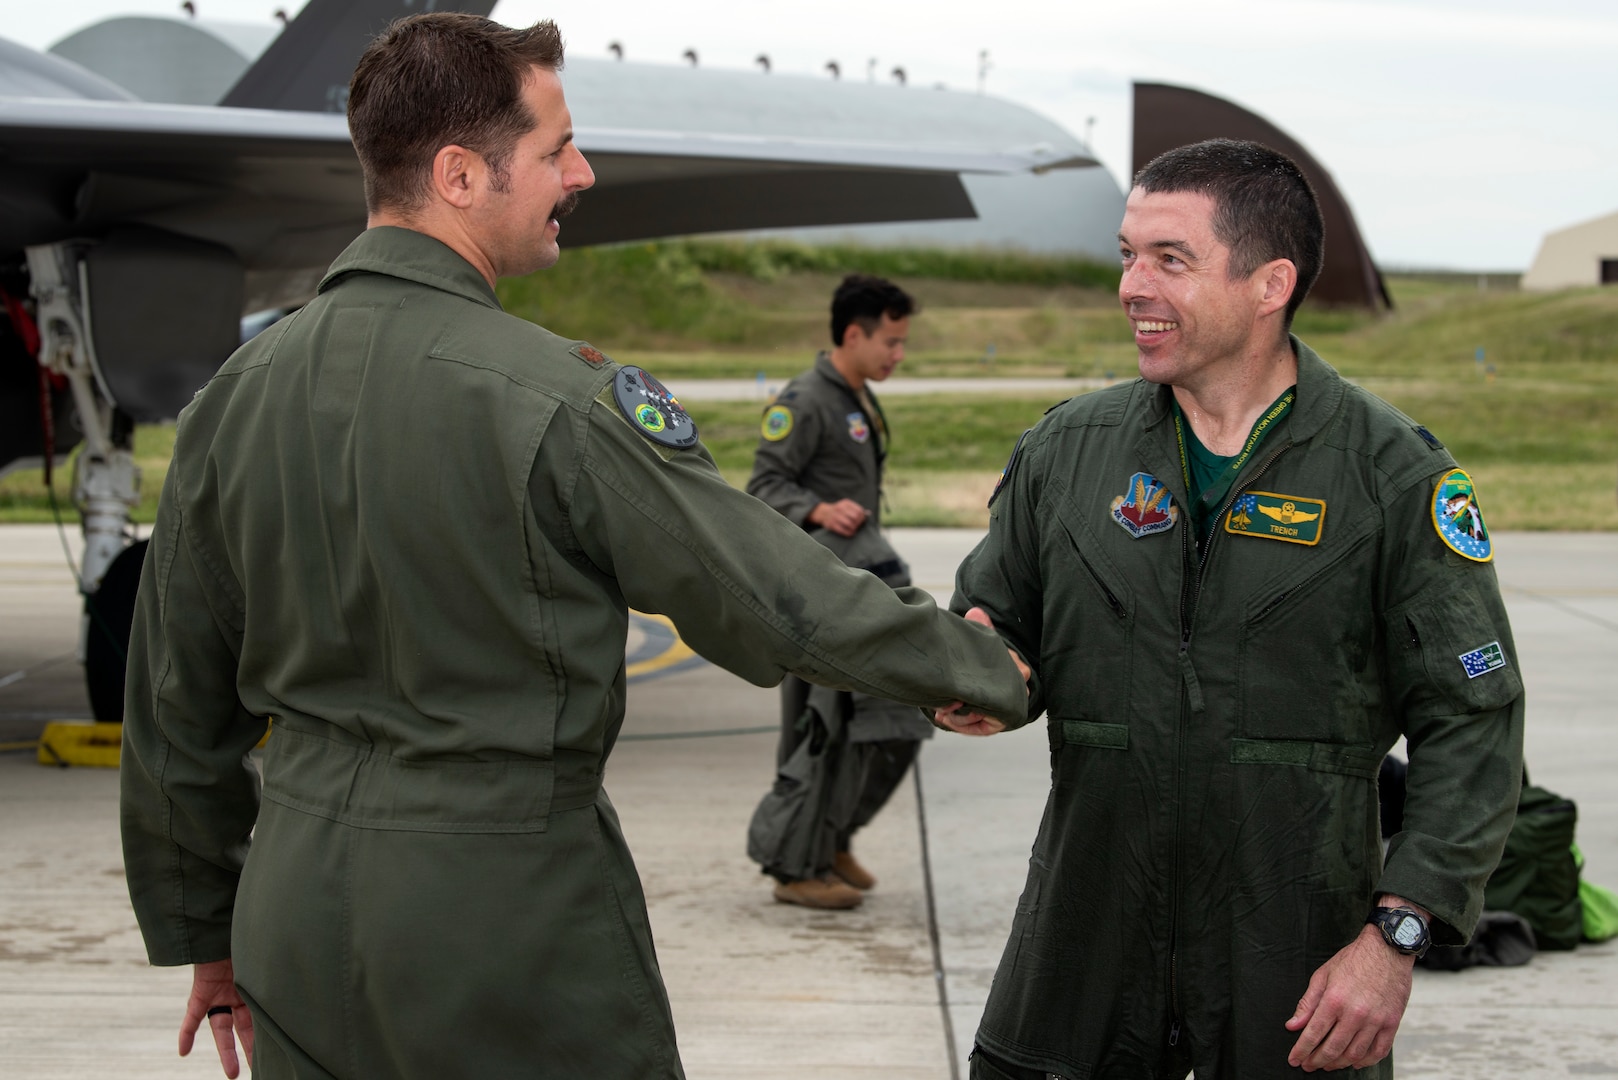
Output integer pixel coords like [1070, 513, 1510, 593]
[26, 242, 142, 721]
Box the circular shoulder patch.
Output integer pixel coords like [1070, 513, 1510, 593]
[612, 367, 699, 450]
[761, 405, 794, 442]
[1432, 468, 1492, 562]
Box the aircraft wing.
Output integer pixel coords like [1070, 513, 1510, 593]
[1, 96, 1082, 422]
[0, 96, 1088, 306]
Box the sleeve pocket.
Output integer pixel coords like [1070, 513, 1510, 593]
[1399, 582, 1523, 713]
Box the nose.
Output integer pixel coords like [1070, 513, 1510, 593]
[566, 144, 596, 192]
[1119, 258, 1154, 304]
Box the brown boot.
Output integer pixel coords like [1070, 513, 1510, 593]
[772, 874, 863, 910]
[832, 850, 876, 891]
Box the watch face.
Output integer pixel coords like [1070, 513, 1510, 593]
[1393, 916, 1424, 947]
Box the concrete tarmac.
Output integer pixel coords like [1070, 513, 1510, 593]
[1, 525, 1614, 1078]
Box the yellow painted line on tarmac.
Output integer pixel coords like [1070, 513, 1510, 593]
[625, 611, 697, 679]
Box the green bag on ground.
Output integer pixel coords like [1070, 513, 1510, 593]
[1484, 784, 1583, 950]
[1573, 844, 1618, 943]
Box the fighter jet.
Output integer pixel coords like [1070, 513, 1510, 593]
[0, 0, 1090, 721]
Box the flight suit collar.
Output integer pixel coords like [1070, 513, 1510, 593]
[813, 350, 856, 396]
[1136, 333, 1343, 445]
[318, 226, 503, 310]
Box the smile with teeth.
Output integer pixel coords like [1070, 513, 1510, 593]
[1135, 320, 1179, 332]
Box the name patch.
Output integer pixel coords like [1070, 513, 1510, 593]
[1459, 641, 1506, 679]
[1225, 491, 1326, 546]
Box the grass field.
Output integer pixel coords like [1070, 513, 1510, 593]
[3, 243, 1613, 530]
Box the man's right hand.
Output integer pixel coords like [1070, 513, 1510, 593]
[808, 499, 868, 537]
[932, 607, 1030, 736]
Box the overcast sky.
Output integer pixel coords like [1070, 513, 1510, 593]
[10, 0, 1617, 270]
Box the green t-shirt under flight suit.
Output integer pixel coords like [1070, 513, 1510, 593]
[118, 227, 1027, 1080]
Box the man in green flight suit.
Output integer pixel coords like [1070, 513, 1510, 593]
[118, 15, 1027, 1080]
[940, 140, 1524, 1079]
[747, 274, 928, 910]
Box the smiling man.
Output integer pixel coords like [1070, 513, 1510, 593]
[948, 140, 1524, 1079]
[118, 16, 1029, 1080]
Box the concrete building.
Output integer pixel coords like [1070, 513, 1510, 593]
[1522, 210, 1618, 290]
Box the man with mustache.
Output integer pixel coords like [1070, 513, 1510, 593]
[951, 139, 1523, 1079]
[118, 14, 1027, 1078]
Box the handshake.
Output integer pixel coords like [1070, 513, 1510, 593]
[932, 606, 1032, 737]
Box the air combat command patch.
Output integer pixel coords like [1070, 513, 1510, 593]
[1225, 491, 1326, 545]
[761, 405, 793, 441]
[1432, 468, 1492, 562]
[612, 366, 699, 450]
[1110, 472, 1178, 538]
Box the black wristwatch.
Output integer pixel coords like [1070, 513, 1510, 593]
[1367, 906, 1431, 957]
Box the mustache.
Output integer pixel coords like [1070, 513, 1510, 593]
[551, 191, 581, 220]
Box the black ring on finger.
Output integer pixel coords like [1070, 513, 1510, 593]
[207, 1006, 234, 1018]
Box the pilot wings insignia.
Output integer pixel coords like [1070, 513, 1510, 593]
[1257, 501, 1319, 525]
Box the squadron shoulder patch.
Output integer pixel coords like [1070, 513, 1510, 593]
[1110, 472, 1178, 538]
[1224, 491, 1326, 546]
[762, 405, 794, 442]
[572, 343, 610, 367]
[1432, 469, 1491, 562]
[612, 366, 699, 450]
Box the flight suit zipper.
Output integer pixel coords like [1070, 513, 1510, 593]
[1167, 440, 1294, 1047]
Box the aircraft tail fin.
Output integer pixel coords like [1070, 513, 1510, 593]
[219, 0, 497, 113]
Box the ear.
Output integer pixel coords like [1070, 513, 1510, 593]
[430, 145, 480, 210]
[1255, 258, 1298, 321]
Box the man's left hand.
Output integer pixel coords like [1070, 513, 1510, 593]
[179, 958, 254, 1078]
[1284, 923, 1415, 1071]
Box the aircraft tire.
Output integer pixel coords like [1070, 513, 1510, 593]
[84, 539, 149, 724]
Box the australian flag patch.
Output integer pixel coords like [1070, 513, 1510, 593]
[1459, 641, 1506, 679]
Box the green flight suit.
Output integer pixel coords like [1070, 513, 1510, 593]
[747, 353, 930, 743]
[746, 353, 928, 879]
[958, 339, 1524, 1080]
[119, 226, 1027, 1080]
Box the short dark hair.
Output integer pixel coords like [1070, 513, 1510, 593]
[348, 14, 565, 214]
[830, 274, 916, 346]
[1133, 139, 1324, 327]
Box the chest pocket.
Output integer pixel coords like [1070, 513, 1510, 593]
[1235, 522, 1381, 743]
[1044, 486, 1135, 729]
